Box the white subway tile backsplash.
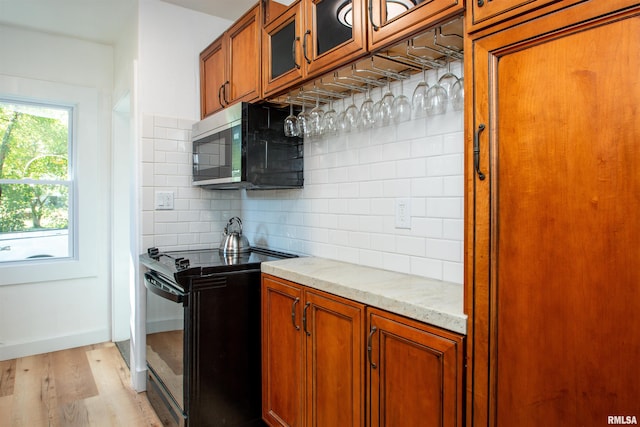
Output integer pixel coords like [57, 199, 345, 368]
[427, 154, 463, 176]
[396, 158, 427, 178]
[426, 238, 462, 262]
[443, 262, 464, 284]
[141, 67, 465, 282]
[154, 138, 178, 152]
[141, 138, 155, 162]
[411, 257, 443, 280]
[443, 175, 463, 196]
[154, 162, 178, 176]
[427, 198, 462, 219]
[396, 235, 426, 257]
[443, 219, 464, 240]
[371, 161, 397, 180]
[382, 252, 411, 274]
[166, 128, 188, 141]
[412, 217, 443, 238]
[411, 177, 444, 197]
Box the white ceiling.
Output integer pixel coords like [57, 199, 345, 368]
[0, 0, 257, 45]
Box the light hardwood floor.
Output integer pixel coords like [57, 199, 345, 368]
[0, 342, 162, 427]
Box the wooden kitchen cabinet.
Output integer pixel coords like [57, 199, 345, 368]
[465, 0, 586, 34]
[200, 37, 225, 118]
[261, 274, 365, 427]
[367, 0, 463, 51]
[199, 4, 261, 118]
[465, 1, 640, 425]
[367, 308, 464, 427]
[261, 0, 367, 97]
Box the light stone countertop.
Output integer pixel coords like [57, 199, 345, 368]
[261, 257, 467, 335]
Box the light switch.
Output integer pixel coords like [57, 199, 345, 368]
[155, 191, 174, 210]
[395, 198, 411, 229]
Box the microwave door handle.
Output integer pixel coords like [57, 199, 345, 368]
[264, 140, 268, 167]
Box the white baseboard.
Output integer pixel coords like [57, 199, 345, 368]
[131, 366, 148, 392]
[0, 329, 110, 361]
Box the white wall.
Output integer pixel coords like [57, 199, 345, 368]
[138, 0, 232, 118]
[141, 67, 464, 284]
[0, 25, 114, 360]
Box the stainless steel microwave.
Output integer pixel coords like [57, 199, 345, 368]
[192, 102, 303, 190]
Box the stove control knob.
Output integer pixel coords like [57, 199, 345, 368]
[148, 247, 160, 260]
[175, 258, 190, 270]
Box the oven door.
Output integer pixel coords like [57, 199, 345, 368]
[144, 271, 186, 427]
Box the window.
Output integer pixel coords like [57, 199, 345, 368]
[0, 99, 74, 263]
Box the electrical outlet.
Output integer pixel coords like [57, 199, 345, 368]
[395, 198, 411, 229]
[155, 191, 174, 210]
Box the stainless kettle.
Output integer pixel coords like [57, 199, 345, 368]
[219, 217, 251, 254]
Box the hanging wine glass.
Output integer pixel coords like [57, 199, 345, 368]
[360, 84, 375, 129]
[412, 66, 429, 119]
[344, 91, 360, 132]
[297, 100, 311, 138]
[380, 78, 395, 127]
[309, 95, 325, 139]
[392, 79, 412, 124]
[283, 95, 299, 137]
[372, 86, 385, 128]
[451, 65, 464, 112]
[426, 68, 448, 116]
[337, 97, 349, 134]
[322, 99, 338, 136]
[438, 59, 460, 104]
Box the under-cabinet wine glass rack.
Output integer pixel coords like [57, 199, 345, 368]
[270, 15, 464, 107]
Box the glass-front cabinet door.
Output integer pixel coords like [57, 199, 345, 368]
[304, 0, 367, 76]
[368, 0, 463, 50]
[263, 2, 305, 97]
[262, 0, 367, 97]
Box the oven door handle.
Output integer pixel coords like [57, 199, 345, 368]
[144, 272, 185, 304]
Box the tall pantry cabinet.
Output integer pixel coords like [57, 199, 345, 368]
[465, 1, 640, 426]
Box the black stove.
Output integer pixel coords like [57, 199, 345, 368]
[140, 245, 296, 427]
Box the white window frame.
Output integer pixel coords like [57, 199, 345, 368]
[0, 99, 76, 263]
[0, 75, 100, 285]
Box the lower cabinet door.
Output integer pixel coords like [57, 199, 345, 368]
[262, 276, 304, 427]
[305, 290, 365, 427]
[367, 308, 464, 427]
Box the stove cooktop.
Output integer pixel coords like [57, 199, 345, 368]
[140, 246, 297, 282]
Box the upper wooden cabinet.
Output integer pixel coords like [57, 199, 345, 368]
[368, 0, 463, 51]
[199, 4, 261, 118]
[261, 0, 368, 97]
[200, 37, 226, 118]
[465, 1, 640, 425]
